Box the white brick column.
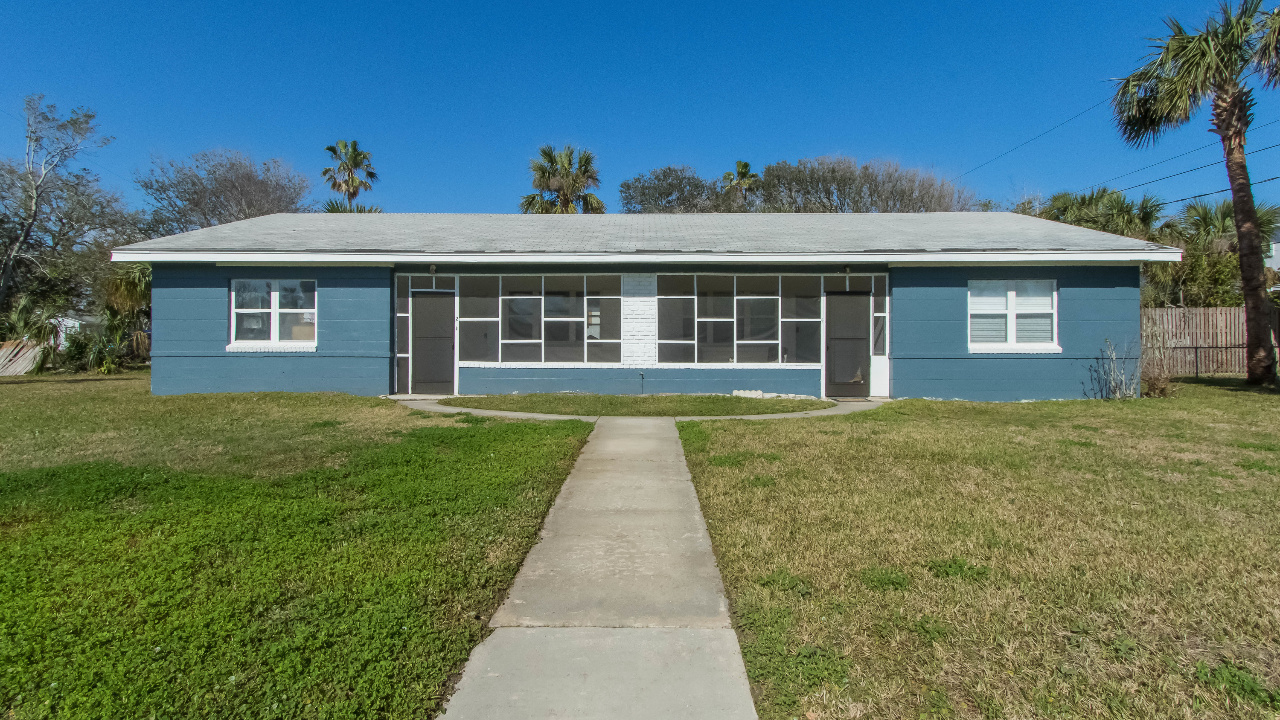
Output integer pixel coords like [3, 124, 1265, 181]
[621, 273, 657, 366]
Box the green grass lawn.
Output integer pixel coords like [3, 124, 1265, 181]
[679, 379, 1280, 720]
[438, 393, 835, 416]
[0, 371, 592, 718]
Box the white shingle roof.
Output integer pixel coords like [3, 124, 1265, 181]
[120, 212, 1174, 256]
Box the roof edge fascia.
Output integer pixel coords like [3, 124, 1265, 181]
[111, 250, 1183, 265]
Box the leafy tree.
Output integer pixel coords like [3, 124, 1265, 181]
[519, 145, 605, 214]
[0, 95, 140, 313]
[620, 157, 979, 214]
[137, 150, 311, 236]
[756, 156, 978, 213]
[721, 161, 760, 209]
[321, 140, 379, 210]
[619, 165, 718, 213]
[321, 199, 382, 213]
[1113, 0, 1280, 382]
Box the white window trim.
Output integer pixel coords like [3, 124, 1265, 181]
[966, 342, 1063, 354]
[228, 279, 318, 352]
[226, 342, 318, 353]
[967, 280, 1061, 354]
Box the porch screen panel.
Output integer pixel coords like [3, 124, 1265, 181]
[657, 275, 838, 364]
[455, 275, 621, 363]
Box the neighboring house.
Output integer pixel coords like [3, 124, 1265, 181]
[54, 313, 101, 349]
[111, 213, 1180, 401]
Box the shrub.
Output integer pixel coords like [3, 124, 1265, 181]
[1084, 339, 1140, 399]
[1141, 320, 1177, 398]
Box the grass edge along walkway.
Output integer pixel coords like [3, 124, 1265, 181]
[1, 418, 592, 719]
[438, 393, 835, 417]
[679, 379, 1280, 720]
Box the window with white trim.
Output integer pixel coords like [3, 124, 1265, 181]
[230, 279, 317, 348]
[967, 279, 1059, 352]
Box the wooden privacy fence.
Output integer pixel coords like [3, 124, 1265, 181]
[1141, 306, 1280, 376]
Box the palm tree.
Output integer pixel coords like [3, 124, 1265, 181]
[322, 199, 383, 213]
[102, 263, 153, 360]
[1179, 197, 1279, 251]
[1035, 188, 1170, 240]
[0, 295, 61, 373]
[1145, 199, 1280, 307]
[1113, 0, 1280, 383]
[519, 145, 605, 214]
[321, 140, 379, 209]
[721, 161, 759, 206]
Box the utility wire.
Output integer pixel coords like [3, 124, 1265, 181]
[1165, 176, 1280, 204]
[1079, 118, 1280, 192]
[1111, 142, 1280, 193]
[953, 98, 1109, 181]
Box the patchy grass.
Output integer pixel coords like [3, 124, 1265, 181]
[438, 393, 834, 416]
[0, 370, 477, 476]
[0, 371, 593, 718]
[680, 379, 1280, 720]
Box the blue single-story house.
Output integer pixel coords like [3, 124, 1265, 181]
[111, 212, 1180, 401]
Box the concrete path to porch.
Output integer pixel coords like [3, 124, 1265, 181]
[438, 417, 758, 719]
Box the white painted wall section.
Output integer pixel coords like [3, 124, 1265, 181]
[621, 273, 658, 366]
[870, 356, 890, 397]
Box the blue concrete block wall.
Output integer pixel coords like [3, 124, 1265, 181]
[150, 264, 393, 395]
[459, 367, 822, 396]
[889, 266, 1141, 400]
[147, 263, 1143, 401]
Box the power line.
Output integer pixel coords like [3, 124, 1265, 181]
[953, 98, 1109, 181]
[1079, 118, 1280, 192]
[1112, 142, 1280, 193]
[1165, 175, 1280, 204]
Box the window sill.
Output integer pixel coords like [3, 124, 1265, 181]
[226, 342, 317, 353]
[968, 343, 1062, 355]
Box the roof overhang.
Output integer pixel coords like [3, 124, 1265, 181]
[111, 250, 1183, 265]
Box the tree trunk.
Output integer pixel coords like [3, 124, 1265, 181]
[0, 242, 20, 308]
[1221, 137, 1277, 383]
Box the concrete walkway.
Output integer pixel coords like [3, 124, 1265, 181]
[438, 417, 758, 719]
[397, 396, 883, 421]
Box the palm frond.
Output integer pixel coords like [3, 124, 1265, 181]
[522, 144, 606, 213]
[103, 263, 152, 315]
[321, 139, 378, 205]
[323, 199, 383, 213]
[519, 193, 555, 214]
[1112, 1, 1267, 147]
[581, 193, 606, 214]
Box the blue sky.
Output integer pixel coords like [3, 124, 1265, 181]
[3, 1, 1280, 214]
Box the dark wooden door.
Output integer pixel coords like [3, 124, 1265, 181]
[825, 292, 871, 398]
[411, 292, 454, 394]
